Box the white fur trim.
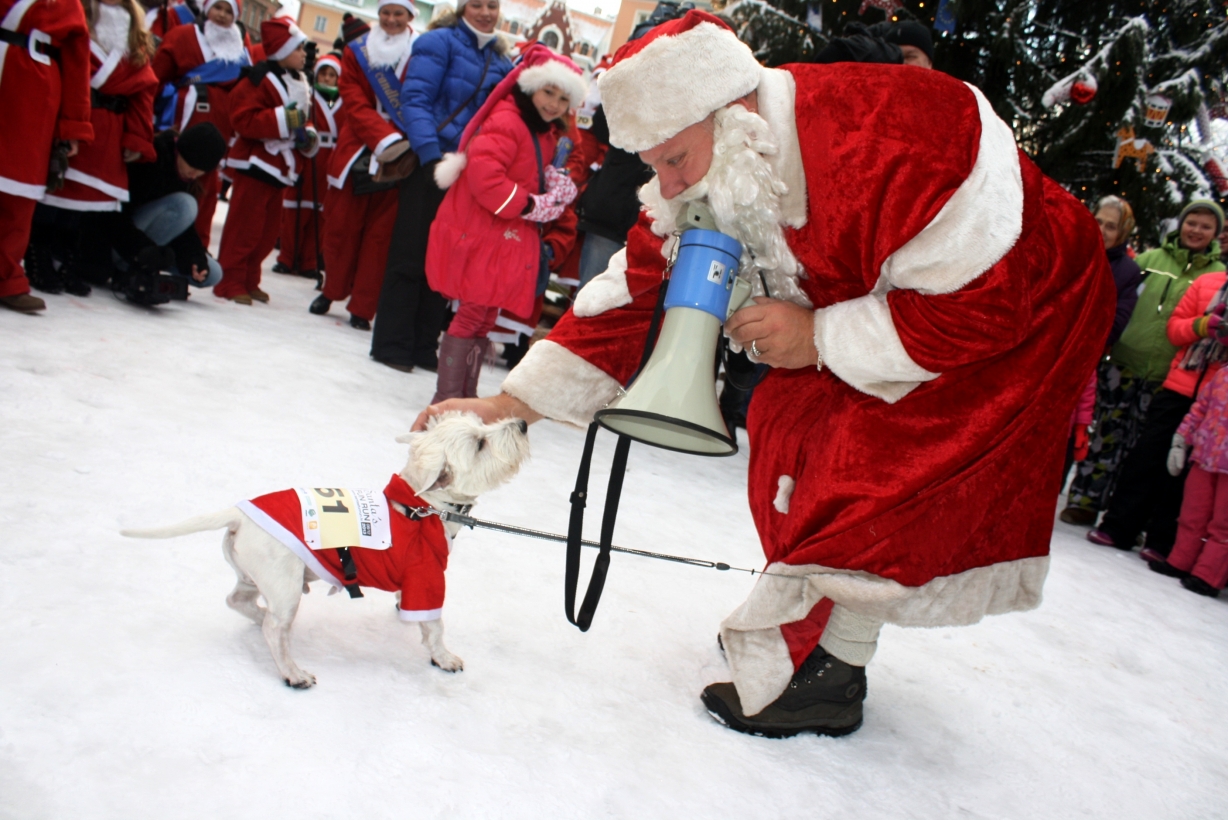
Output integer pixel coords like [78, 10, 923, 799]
[398, 607, 442, 622]
[40, 194, 122, 212]
[756, 69, 806, 229]
[813, 294, 939, 403]
[64, 168, 128, 201]
[878, 83, 1024, 296]
[501, 340, 623, 428]
[434, 151, 467, 189]
[0, 176, 47, 201]
[818, 605, 882, 666]
[598, 22, 763, 152]
[572, 248, 630, 317]
[720, 554, 1049, 715]
[378, 0, 418, 18]
[373, 131, 402, 157]
[517, 62, 588, 111]
[772, 475, 794, 514]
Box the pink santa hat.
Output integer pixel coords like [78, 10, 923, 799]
[434, 43, 588, 189]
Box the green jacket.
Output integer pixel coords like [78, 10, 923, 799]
[1111, 233, 1226, 382]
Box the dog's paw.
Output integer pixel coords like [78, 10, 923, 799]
[284, 671, 317, 689]
[430, 654, 464, 673]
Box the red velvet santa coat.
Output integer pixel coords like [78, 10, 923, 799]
[237, 474, 449, 621]
[44, 42, 157, 212]
[283, 88, 338, 209]
[427, 97, 561, 317]
[226, 64, 315, 186]
[0, 0, 93, 200]
[326, 37, 407, 190]
[501, 64, 1116, 713]
[150, 22, 248, 137]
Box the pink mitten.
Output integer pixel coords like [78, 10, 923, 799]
[544, 165, 578, 206]
[523, 194, 565, 223]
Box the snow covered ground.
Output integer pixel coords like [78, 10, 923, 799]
[2, 227, 1227, 818]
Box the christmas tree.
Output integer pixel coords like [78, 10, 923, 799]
[717, 0, 1228, 244]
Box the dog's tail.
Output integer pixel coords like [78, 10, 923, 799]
[121, 507, 244, 539]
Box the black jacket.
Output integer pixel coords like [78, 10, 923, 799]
[122, 130, 209, 273]
[575, 106, 655, 243]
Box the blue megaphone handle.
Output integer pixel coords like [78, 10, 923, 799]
[664, 228, 745, 320]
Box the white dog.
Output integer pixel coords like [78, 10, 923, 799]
[123, 412, 529, 688]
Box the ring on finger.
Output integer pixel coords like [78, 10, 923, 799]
[750, 339, 761, 358]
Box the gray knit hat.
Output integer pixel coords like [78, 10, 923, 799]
[1178, 199, 1225, 235]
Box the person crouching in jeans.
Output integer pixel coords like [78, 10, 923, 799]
[214, 17, 319, 305]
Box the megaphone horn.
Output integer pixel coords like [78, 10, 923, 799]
[594, 228, 752, 456]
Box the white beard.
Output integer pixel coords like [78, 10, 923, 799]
[365, 29, 411, 70]
[94, 3, 131, 55]
[203, 19, 244, 63]
[639, 105, 810, 309]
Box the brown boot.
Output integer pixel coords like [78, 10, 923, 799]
[230, 293, 253, 305]
[462, 338, 489, 398]
[248, 287, 270, 303]
[431, 334, 475, 403]
[0, 293, 47, 313]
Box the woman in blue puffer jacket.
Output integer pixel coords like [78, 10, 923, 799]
[370, 0, 512, 372]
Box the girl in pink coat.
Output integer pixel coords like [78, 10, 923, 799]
[1155, 358, 1228, 596]
[426, 45, 586, 403]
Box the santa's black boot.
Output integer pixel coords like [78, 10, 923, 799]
[701, 644, 865, 738]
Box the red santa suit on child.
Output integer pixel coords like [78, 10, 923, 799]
[495, 13, 1116, 729]
[0, 0, 93, 309]
[316, 1, 414, 325]
[150, 0, 252, 245]
[43, 9, 158, 214]
[274, 50, 340, 276]
[236, 474, 449, 621]
[214, 16, 316, 302]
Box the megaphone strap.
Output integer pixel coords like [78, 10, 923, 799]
[563, 270, 673, 632]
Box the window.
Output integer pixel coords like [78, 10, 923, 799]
[633, 9, 651, 25]
[509, 20, 519, 33]
[540, 29, 560, 49]
[313, 15, 328, 32]
[578, 42, 589, 56]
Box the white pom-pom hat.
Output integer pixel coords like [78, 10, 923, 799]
[597, 10, 762, 153]
[434, 43, 588, 189]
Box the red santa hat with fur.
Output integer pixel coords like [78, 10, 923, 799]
[434, 43, 588, 189]
[261, 16, 308, 61]
[597, 10, 763, 152]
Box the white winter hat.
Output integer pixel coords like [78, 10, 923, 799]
[597, 10, 762, 152]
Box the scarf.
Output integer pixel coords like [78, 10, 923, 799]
[1180, 277, 1228, 371]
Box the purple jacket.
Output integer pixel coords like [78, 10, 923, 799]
[1108, 243, 1142, 345]
[1178, 366, 1228, 475]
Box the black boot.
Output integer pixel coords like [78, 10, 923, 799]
[701, 644, 865, 738]
[350, 313, 371, 331]
[1181, 575, 1221, 598]
[24, 243, 64, 294]
[309, 295, 331, 315]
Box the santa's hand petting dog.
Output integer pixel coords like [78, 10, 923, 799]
[414, 11, 1115, 737]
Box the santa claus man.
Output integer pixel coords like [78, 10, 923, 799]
[150, 0, 252, 246]
[415, 11, 1116, 737]
[0, 0, 93, 313]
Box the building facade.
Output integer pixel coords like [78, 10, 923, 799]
[296, 0, 439, 50]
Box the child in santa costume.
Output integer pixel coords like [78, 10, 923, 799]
[150, 0, 252, 247]
[426, 44, 585, 402]
[213, 16, 317, 304]
[26, 0, 157, 298]
[272, 50, 340, 281]
[310, 0, 415, 331]
[416, 11, 1116, 737]
[0, 0, 93, 313]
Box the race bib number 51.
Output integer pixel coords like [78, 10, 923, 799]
[295, 487, 393, 552]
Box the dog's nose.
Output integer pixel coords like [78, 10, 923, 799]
[516, 419, 528, 434]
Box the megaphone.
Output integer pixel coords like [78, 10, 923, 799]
[594, 227, 752, 456]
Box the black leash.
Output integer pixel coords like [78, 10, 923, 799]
[563, 262, 673, 631]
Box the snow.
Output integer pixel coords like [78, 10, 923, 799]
[3, 209, 1228, 817]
